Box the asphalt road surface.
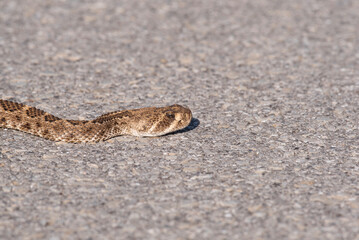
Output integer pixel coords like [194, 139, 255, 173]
[0, 0, 358, 239]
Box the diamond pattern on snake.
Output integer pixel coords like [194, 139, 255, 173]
[0, 99, 192, 143]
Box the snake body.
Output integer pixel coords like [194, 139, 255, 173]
[0, 99, 192, 143]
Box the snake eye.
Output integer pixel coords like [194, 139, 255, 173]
[166, 113, 175, 119]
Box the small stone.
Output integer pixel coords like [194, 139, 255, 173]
[179, 55, 194, 66]
[247, 205, 262, 213]
[87, 163, 99, 169]
[183, 166, 200, 173]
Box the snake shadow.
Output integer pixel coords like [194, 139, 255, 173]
[168, 117, 200, 136]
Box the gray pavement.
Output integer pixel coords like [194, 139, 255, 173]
[1, 0, 359, 239]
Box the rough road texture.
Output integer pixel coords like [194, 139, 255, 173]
[0, 0, 358, 239]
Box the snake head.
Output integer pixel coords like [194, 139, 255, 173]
[134, 104, 192, 137]
[163, 104, 192, 133]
